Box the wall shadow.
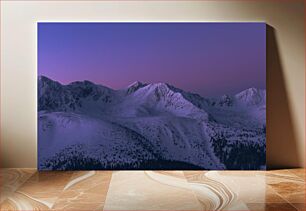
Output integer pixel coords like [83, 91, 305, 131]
[266, 25, 299, 169]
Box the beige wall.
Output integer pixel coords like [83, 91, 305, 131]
[1, 1, 304, 168]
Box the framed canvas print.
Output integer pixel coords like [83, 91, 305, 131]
[38, 22, 266, 170]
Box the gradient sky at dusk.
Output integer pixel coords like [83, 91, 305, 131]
[38, 23, 266, 97]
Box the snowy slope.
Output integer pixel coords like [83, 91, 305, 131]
[38, 76, 266, 170]
[38, 111, 156, 169]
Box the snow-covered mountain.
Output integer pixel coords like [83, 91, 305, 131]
[235, 87, 266, 106]
[38, 76, 266, 170]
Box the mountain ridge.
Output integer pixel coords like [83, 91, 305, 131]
[38, 75, 266, 112]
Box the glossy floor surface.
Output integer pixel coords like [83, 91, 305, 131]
[0, 169, 304, 211]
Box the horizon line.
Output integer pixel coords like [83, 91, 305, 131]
[38, 75, 266, 98]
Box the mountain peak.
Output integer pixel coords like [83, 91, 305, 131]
[68, 80, 96, 87]
[38, 75, 46, 80]
[151, 82, 170, 88]
[126, 81, 147, 94]
[38, 75, 53, 82]
[128, 81, 144, 87]
[146, 82, 175, 95]
[241, 87, 259, 94]
[236, 87, 265, 97]
[235, 87, 266, 106]
[38, 75, 63, 88]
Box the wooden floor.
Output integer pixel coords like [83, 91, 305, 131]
[0, 169, 304, 211]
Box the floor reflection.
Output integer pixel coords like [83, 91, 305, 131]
[0, 169, 304, 210]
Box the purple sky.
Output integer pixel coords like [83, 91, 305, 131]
[38, 22, 266, 97]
